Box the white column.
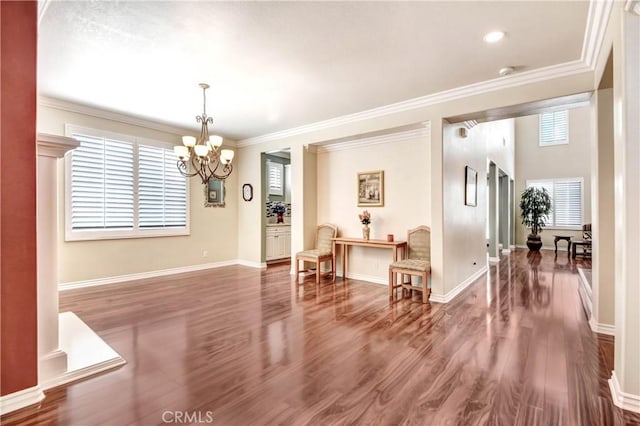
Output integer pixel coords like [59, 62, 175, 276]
[36, 134, 79, 383]
[610, 2, 640, 413]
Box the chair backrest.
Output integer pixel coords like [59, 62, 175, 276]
[407, 225, 431, 261]
[316, 223, 338, 253]
[583, 223, 592, 241]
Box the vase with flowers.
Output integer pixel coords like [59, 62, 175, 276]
[271, 202, 287, 224]
[359, 210, 371, 240]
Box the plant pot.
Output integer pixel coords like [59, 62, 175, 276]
[526, 234, 543, 251]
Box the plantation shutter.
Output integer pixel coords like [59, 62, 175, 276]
[554, 180, 582, 227]
[267, 161, 284, 196]
[539, 110, 568, 145]
[526, 178, 583, 228]
[70, 134, 134, 230]
[138, 144, 187, 228]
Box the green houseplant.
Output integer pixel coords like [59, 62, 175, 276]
[519, 187, 552, 251]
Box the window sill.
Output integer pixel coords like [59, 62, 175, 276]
[65, 227, 190, 242]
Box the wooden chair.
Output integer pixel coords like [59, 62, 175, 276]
[295, 223, 338, 284]
[388, 226, 431, 303]
[572, 223, 592, 258]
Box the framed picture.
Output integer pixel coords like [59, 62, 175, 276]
[204, 179, 225, 207]
[357, 170, 384, 207]
[465, 166, 477, 207]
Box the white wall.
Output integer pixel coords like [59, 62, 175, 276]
[443, 119, 514, 296]
[514, 106, 592, 247]
[316, 129, 430, 283]
[38, 104, 239, 283]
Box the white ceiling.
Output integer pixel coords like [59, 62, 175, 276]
[38, 1, 590, 141]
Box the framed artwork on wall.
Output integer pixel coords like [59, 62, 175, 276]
[205, 179, 225, 207]
[357, 170, 384, 207]
[465, 166, 477, 207]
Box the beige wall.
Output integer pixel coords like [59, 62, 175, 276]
[591, 88, 615, 328]
[514, 106, 592, 248]
[38, 105, 239, 283]
[236, 71, 595, 297]
[443, 119, 514, 293]
[316, 130, 430, 283]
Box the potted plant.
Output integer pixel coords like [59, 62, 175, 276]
[519, 187, 552, 251]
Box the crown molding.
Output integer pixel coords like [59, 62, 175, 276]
[316, 127, 429, 154]
[38, 96, 196, 137]
[581, 0, 614, 69]
[626, 0, 640, 15]
[237, 60, 589, 148]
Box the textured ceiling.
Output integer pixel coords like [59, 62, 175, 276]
[38, 1, 589, 141]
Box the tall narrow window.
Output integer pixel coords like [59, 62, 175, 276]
[539, 110, 569, 146]
[66, 125, 189, 240]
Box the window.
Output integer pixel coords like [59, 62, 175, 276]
[526, 178, 583, 228]
[267, 161, 284, 196]
[65, 125, 189, 241]
[539, 110, 569, 146]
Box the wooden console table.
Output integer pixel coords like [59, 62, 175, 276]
[331, 237, 407, 283]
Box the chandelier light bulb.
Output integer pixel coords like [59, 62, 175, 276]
[174, 145, 189, 159]
[221, 149, 235, 164]
[182, 136, 196, 147]
[194, 145, 209, 157]
[209, 135, 223, 149]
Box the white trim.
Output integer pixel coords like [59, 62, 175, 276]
[592, 322, 616, 336]
[39, 312, 126, 390]
[37, 133, 79, 158]
[236, 259, 268, 269]
[0, 386, 45, 416]
[39, 96, 196, 137]
[59, 260, 239, 291]
[581, 0, 614, 69]
[340, 272, 387, 285]
[609, 371, 640, 413]
[429, 266, 488, 304]
[626, 0, 640, 15]
[316, 128, 429, 153]
[237, 60, 589, 147]
[488, 257, 500, 264]
[501, 249, 511, 255]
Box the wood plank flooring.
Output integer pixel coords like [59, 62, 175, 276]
[2, 249, 639, 425]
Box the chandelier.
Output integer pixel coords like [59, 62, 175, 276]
[173, 83, 234, 184]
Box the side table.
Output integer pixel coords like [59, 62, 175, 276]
[554, 235, 572, 254]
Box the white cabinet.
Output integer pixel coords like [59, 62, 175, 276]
[266, 226, 291, 260]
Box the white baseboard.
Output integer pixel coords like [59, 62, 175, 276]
[39, 312, 126, 390]
[59, 259, 260, 291]
[514, 244, 556, 251]
[488, 257, 500, 264]
[236, 259, 267, 269]
[501, 249, 511, 254]
[430, 266, 488, 304]
[339, 271, 387, 285]
[592, 322, 616, 336]
[509, 245, 516, 249]
[609, 371, 640, 413]
[0, 385, 45, 416]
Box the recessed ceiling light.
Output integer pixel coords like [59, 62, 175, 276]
[484, 31, 505, 43]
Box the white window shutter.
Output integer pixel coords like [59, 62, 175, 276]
[526, 178, 583, 228]
[70, 134, 134, 230]
[138, 144, 187, 228]
[267, 161, 284, 196]
[539, 111, 569, 146]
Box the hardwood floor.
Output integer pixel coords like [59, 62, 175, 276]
[2, 249, 638, 425]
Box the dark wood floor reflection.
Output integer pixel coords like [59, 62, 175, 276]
[3, 249, 639, 425]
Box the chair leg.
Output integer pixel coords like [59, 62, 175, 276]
[295, 257, 299, 283]
[422, 272, 428, 304]
[389, 269, 394, 300]
[316, 261, 320, 284]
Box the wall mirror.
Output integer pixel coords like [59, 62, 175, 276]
[204, 179, 225, 207]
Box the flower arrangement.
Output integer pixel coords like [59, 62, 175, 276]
[358, 210, 371, 226]
[271, 202, 286, 215]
